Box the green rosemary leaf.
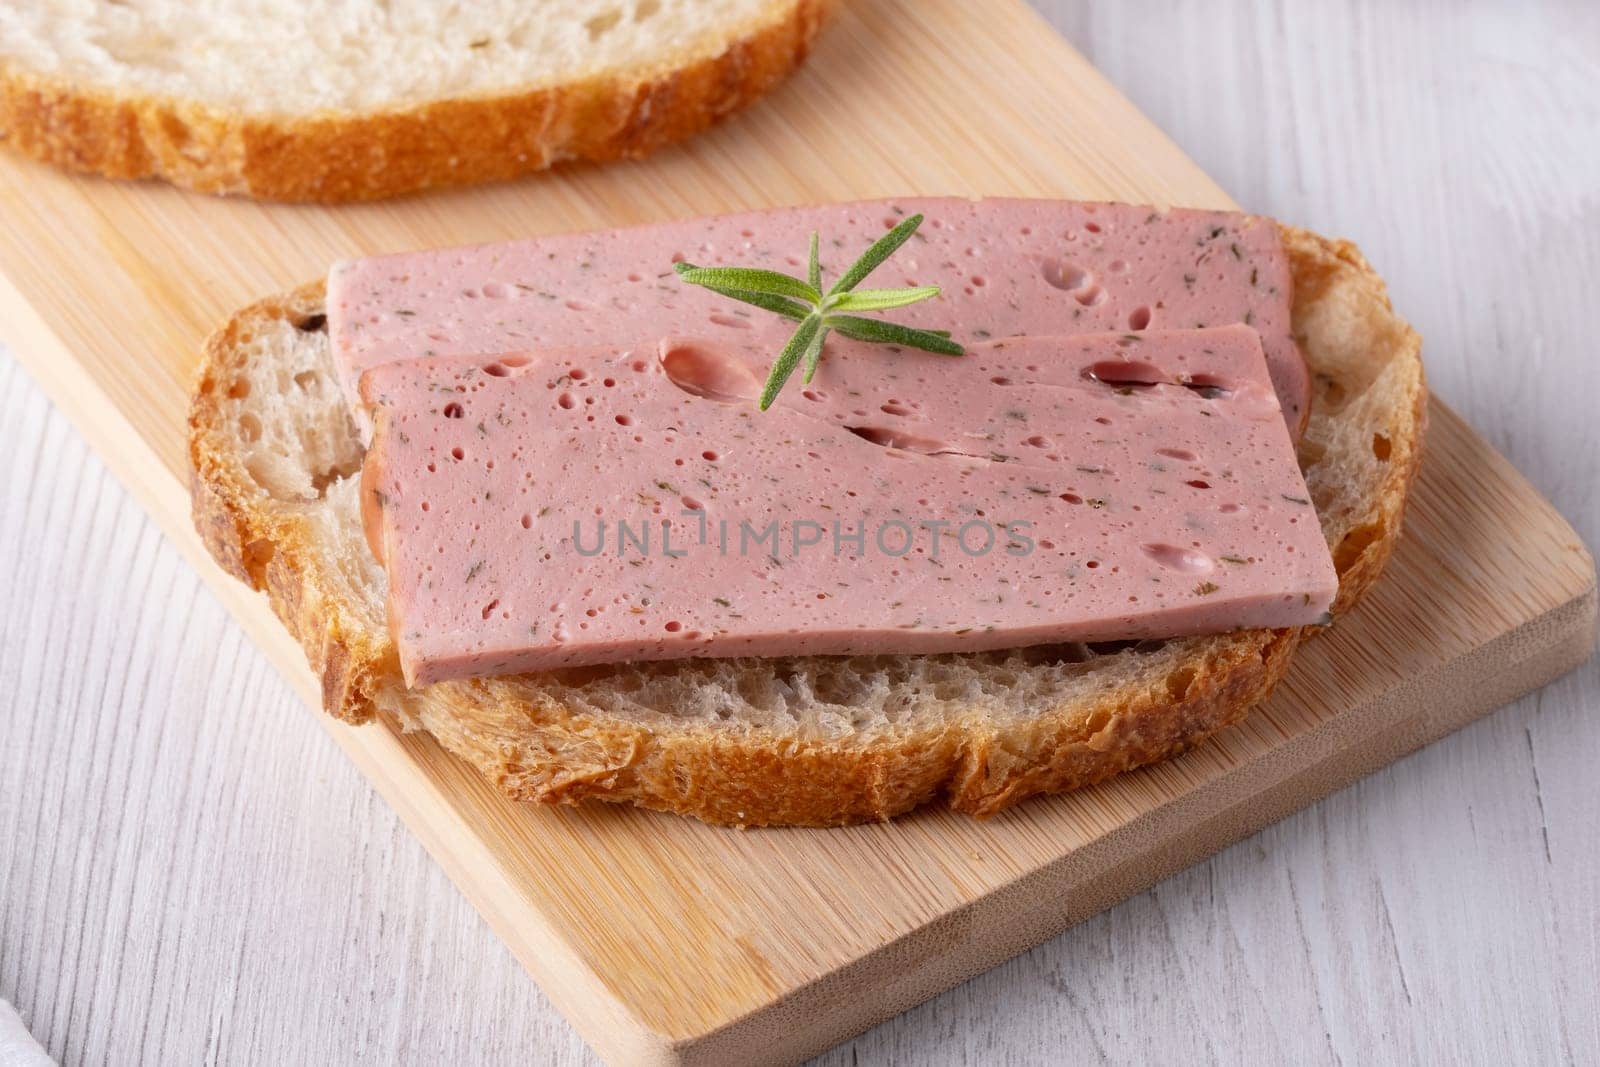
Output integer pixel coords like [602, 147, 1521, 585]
[828, 315, 966, 355]
[673, 264, 811, 320]
[801, 323, 831, 384]
[677, 265, 820, 303]
[827, 213, 924, 296]
[760, 314, 823, 410]
[694, 285, 813, 321]
[828, 285, 941, 312]
[673, 214, 962, 409]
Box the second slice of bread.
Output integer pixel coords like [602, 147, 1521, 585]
[188, 224, 1424, 826]
[0, 0, 836, 201]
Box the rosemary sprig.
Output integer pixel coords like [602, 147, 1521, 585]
[674, 213, 964, 410]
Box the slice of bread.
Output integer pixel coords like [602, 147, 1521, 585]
[188, 223, 1424, 826]
[0, 0, 835, 201]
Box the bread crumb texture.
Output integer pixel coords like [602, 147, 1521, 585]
[0, 0, 836, 200]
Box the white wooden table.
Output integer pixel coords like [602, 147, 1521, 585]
[3, 3, 1596, 1063]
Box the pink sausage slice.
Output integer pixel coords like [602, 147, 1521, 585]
[360, 327, 1336, 686]
[331, 198, 1313, 438]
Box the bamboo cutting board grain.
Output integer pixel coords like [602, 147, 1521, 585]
[0, 1, 1593, 1063]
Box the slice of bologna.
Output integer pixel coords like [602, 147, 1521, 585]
[359, 327, 1336, 686]
[331, 197, 1312, 440]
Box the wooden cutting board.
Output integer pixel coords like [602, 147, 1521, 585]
[0, 1, 1593, 1063]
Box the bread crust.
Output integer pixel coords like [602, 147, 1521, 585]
[188, 282, 390, 724]
[403, 627, 1303, 825]
[0, 0, 836, 202]
[1279, 226, 1427, 615]
[188, 223, 1425, 825]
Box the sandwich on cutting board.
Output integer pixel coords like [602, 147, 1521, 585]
[0, 2, 1423, 826]
[188, 197, 1425, 826]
